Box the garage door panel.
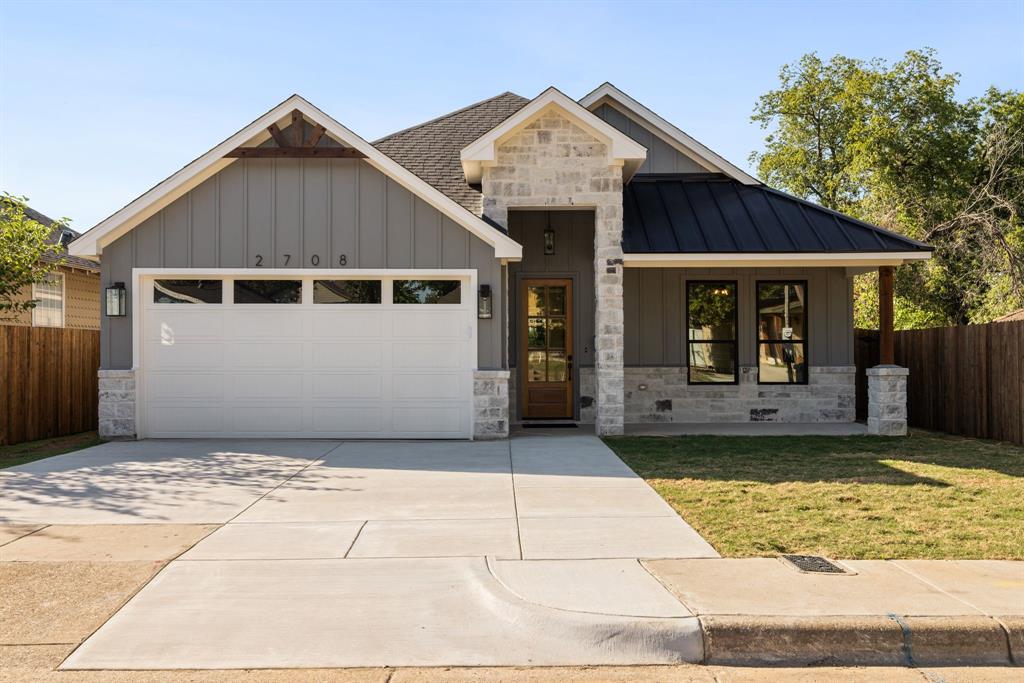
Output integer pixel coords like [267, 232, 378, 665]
[312, 343, 383, 369]
[392, 373, 465, 400]
[312, 374, 383, 399]
[391, 310, 467, 338]
[147, 342, 224, 368]
[141, 274, 474, 439]
[230, 374, 305, 400]
[144, 310, 225, 341]
[392, 342, 464, 369]
[229, 406, 305, 433]
[312, 311, 384, 338]
[311, 406, 384, 433]
[147, 373, 223, 400]
[230, 343, 305, 369]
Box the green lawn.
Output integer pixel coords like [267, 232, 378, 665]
[605, 431, 1024, 560]
[0, 431, 103, 469]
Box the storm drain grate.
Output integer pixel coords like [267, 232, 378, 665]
[781, 554, 848, 574]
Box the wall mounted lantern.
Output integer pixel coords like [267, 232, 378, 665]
[478, 284, 493, 319]
[105, 282, 127, 317]
[543, 221, 556, 255]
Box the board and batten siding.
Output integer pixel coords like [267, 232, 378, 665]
[101, 158, 504, 369]
[592, 103, 710, 175]
[624, 267, 854, 367]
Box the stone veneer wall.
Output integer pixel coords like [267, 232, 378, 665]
[480, 109, 625, 436]
[98, 369, 137, 439]
[866, 366, 909, 435]
[577, 366, 855, 424]
[473, 370, 510, 439]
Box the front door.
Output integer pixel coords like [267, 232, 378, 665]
[520, 278, 573, 420]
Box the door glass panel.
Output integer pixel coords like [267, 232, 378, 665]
[527, 286, 546, 316]
[548, 287, 566, 315]
[313, 280, 381, 304]
[393, 280, 461, 304]
[527, 318, 546, 348]
[548, 318, 566, 349]
[548, 351, 567, 382]
[527, 351, 547, 382]
[153, 280, 222, 304]
[234, 280, 301, 304]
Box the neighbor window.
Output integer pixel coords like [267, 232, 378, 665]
[234, 280, 301, 304]
[686, 281, 737, 384]
[153, 280, 222, 304]
[393, 280, 461, 304]
[757, 281, 807, 384]
[313, 280, 381, 304]
[32, 273, 64, 327]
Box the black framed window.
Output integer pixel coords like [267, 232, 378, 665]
[686, 281, 738, 384]
[153, 280, 222, 304]
[393, 280, 461, 304]
[234, 280, 301, 304]
[313, 280, 381, 304]
[757, 281, 807, 384]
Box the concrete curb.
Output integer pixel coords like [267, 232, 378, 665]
[699, 615, 1017, 667]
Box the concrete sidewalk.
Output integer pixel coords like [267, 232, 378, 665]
[646, 557, 1023, 667]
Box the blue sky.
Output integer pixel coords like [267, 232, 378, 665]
[2, 0, 1022, 231]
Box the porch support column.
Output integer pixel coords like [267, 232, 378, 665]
[867, 264, 908, 436]
[594, 203, 625, 436]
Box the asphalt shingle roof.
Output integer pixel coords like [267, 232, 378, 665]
[373, 92, 529, 216]
[23, 205, 100, 271]
[623, 175, 933, 254]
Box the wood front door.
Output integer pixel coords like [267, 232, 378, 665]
[520, 278, 573, 420]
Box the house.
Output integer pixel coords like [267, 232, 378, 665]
[68, 85, 931, 440]
[1, 206, 100, 330]
[994, 308, 1024, 322]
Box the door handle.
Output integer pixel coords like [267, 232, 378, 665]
[567, 354, 573, 377]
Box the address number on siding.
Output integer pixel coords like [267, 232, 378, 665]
[252, 254, 347, 267]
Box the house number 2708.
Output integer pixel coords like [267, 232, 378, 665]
[252, 254, 347, 266]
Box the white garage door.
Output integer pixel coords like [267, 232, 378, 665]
[139, 272, 476, 439]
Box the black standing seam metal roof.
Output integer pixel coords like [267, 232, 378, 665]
[622, 175, 933, 254]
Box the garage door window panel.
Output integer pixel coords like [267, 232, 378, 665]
[313, 280, 382, 304]
[153, 280, 223, 304]
[393, 280, 461, 304]
[234, 280, 302, 304]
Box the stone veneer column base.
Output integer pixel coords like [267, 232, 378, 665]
[473, 370, 510, 440]
[98, 369, 137, 440]
[866, 365, 909, 436]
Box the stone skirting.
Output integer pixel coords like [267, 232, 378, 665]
[867, 365, 909, 436]
[580, 365, 856, 424]
[98, 369, 137, 439]
[480, 109, 624, 436]
[473, 370, 510, 440]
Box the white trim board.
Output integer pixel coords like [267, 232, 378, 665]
[460, 86, 648, 184]
[579, 82, 761, 186]
[623, 252, 933, 268]
[70, 95, 523, 261]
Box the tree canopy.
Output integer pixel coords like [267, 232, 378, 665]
[751, 49, 1024, 327]
[0, 194, 68, 320]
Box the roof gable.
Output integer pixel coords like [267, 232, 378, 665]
[580, 83, 760, 186]
[460, 87, 648, 184]
[70, 95, 522, 260]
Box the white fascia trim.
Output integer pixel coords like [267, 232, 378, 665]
[579, 83, 761, 186]
[623, 252, 933, 268]
[71, 95, 523, 261]
[460, 86, 648, 184]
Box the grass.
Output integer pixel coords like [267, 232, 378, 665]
[0, 431, 103, 469]
[605, 430, 1024, 560]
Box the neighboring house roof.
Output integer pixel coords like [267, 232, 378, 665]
[459, 87, 648, 185]
[69, 94, 523, 260]
[622, 175, 933, 266]
[373, 92, 530, 216]
[23, 206, 100, 271]
[995, 308, 1024, 322]
[579, 82, 761, 186]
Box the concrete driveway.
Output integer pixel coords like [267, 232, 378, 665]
[1, 434, 716, 669]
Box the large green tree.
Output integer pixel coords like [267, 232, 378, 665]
[0, 194, 68, 320]
[751, 49, 1024, 327]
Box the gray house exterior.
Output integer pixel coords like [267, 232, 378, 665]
[71, 85, 930, 441]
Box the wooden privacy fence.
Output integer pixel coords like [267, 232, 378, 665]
[0, 326, 100, 446]
[855, 321, 1024, 445]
